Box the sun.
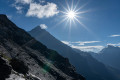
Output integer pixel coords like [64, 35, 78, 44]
[67, 10, 76, 19]
[60, 0, 90, 29]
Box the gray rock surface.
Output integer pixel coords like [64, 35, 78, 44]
[0, 14, 85, 80]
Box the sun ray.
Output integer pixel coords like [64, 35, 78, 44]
[73, 0, 80, 11]
[65, 0, 70, 11]
[75, 2, 89, 12]
[54, 17, 68, 27]
[48, 0, 95, 41]
[76, 9, 91, 14]
[74, 17, 92, 33]
[71, 0, 74, 10]
[59, 0, 92, 32]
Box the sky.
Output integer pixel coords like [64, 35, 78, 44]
[0, 0, 120, 52]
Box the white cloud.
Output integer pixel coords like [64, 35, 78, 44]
[107, 43, 120, 46]
[61, 41, 103, 52]
[71, 45, 104, 52]
[16, 6, 23, 13]
[12, 3, 23, 14]
[39, 0, 45, 3]
[12, 0, 59, 18]
[12, 0, 33, 14]
[40, 24, 47, 29]
[71, 41, 101, 45]
[61, 41, 72, 46]
[109, 35, 120, 37]
[26, 2, 59, 18]
[15, 0, 33, 4]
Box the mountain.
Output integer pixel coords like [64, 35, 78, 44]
[29, 26, 120, 80]
[90, 45, 120, 70]
[0, 14, 85, 80]
[72, 48, 120, 80]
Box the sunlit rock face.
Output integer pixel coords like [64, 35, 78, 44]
[0, 14, 85, 80]
[0, 56, 41, 80]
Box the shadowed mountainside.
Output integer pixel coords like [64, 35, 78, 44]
[90, 45, 120, 70]
[0, 14, 85, 80]
[29, 26, 120, 80]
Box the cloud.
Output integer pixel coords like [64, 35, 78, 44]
[40, 24, 47, 29]
[109, 35, 120, 37]
[26, 2, 59, 18]
[61, 41, 72, 46]
[107, 43, 120, 46]
[15, 0, 33, 4]
[15, 6, 23, 13]
[71, 45, 104, 52]
[12, 2, 23, 14]
[12, 0, 59, 18]
[71, 41, 101, 45]
[39, 0, 45, 3]
[61, 41, 103, 52]
[12, 0, 33, 13]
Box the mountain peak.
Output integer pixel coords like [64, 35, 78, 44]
[29, 26, 49, 37]
[35, 26, 42, 30]
[0, 14, 11, 26]
[31, 26, 46, 31]
[0, 14, 7, 18]
[107, 45, 115, 48]
[107, 45, 120, 49]
[0, 14, 8, 20]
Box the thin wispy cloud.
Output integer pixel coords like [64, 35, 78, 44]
[71, 41, 101, 45]
[109, 35, 120, 37]
[13, 5, 23, 14]
[14, 0, 33, 4]
[71, 45, 104, 52]
[26, 2, 59, 18]
[61, 41, 72, 46]
[40, 24, 48, 29]
[12, 0, 27, 14]
[39, 0, 45, 3]
[61, 41, 103, 52]
[107, 43, 120, 46]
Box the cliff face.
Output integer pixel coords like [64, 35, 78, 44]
[0, 14, 85, 80]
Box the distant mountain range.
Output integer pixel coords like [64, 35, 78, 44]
[29, 26, 120, 80]
[90, 45, 120, 71]
[0, 14, 85, 80]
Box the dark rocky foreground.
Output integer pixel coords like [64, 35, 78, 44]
[0, 14, 85, 80]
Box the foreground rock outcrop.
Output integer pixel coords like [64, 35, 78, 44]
[0, 14, 85, 80]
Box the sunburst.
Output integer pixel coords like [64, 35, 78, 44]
[60, 0, 90, 29]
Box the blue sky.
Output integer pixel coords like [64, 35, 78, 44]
[0, 0, 120, 52]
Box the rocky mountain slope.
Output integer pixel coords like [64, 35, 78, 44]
[0, 55, 41, 80]
[0, 14, 85, 80]
[90, 45, 120, 70]
[29, 26, 120, 80]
